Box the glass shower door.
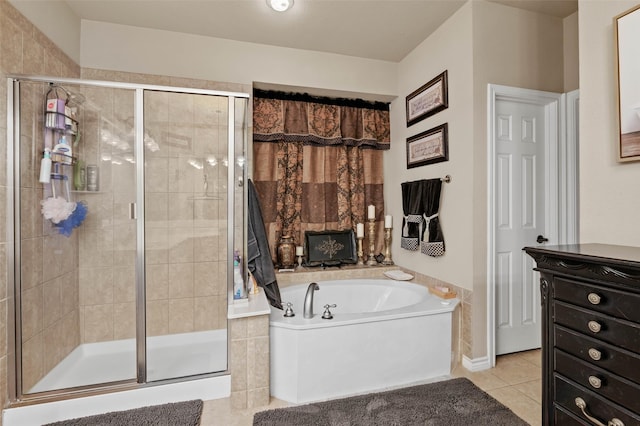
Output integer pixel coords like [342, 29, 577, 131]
[143, 90, 230, 381]
[12, 76, 247, 400]
[17, 80, 138, 394]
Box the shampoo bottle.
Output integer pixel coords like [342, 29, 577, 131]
[39, 149, 52, 183]
[73, 159, 86, 191]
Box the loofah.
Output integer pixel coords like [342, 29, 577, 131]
[55, 201, 88, 237]
[41, 196, 75, 224]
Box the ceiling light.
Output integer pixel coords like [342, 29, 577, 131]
[267, 0, 293, 12]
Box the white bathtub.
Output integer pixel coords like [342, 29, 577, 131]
[270, 279, 459, 403]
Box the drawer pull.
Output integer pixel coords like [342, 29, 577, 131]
[588, 348, 602, 361]
[588, 375, 602, 389]
[575, 397, 625, 426]
[587, 292, 602, 305]
[588, 320, 602, 333]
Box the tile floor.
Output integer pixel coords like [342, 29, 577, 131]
[199, 349, 542, 425]
[452, 349, 542, 425]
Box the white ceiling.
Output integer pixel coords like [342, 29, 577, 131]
[64, 0, 578, 62]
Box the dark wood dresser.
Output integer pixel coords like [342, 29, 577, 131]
[525, 244, 640, 426]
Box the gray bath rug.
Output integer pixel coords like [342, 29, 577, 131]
[44, 399, 203, 426]
[253, 377, 528, 426]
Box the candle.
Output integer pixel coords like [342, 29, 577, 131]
[367, 204, 375, 220]
[295, 246, 304, 256]
[356, 223, 364, 238]
[385, 215, 393, 229]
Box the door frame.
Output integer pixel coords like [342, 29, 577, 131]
[486, 84, 578, 368]
[561, 89, 580, 245]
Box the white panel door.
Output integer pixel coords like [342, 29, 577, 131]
[495, 100, 545, 355]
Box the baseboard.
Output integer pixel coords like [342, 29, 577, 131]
[462, 355, 491, 372]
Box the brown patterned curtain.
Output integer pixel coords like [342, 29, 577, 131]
[252, 90, 389, 263]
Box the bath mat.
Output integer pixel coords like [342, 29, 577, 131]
[44, 399, 203, 426]
[253, 377, 528, 426]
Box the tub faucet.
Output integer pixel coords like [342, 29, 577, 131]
[303, 282, 320, 319]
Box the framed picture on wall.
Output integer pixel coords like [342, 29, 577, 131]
[616, 5, 640, 162]
[406, 70, 448, 127]
[406, 123, 448, 169]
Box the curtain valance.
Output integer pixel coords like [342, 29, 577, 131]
[253, 90, 390, 150]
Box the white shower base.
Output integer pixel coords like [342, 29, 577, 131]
[3, 330, 229, 426]
[30, 329, 227, 393]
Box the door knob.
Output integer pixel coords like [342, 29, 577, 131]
[536, 235, 549, 243]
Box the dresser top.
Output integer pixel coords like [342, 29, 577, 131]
[525, 243, 640, 268]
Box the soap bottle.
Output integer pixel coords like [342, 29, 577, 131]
[52, 136, 72, 164]
[233, 250, 245, 300]
[39, 149, 52, 183]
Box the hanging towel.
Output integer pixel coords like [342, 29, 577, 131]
[248, 179, 283, 309]
[420, 179, 446, 257]
[400, 180, 423, 251]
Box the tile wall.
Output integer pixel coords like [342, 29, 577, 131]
[142, 89, 229, 338]
[69, 83, 229, 343]
[79, 68, 249, 341]
[0, 0, 81, 400]
[74, 84, 137, 343]
[229, 315, 270, 410]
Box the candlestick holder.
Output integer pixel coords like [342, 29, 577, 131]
[366, 219, 377, 266]
[382, 227, 394, 265]
[356, 236, 364, 265]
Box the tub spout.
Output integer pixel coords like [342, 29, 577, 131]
[303, 282, 320, 319]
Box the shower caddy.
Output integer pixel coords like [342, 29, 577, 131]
[40, 84, 88, 236]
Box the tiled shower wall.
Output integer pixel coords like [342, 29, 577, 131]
[78, 68, 247, 341]
[18, 81, 81, 392]
[74, 84, 138, 343]
[142, 89, 229, 338]
[0, 0, 81, 400]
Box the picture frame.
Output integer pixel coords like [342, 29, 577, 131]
[406, 123, 448, 169]
[615, 5, 640, 162]
[406, 70, 448, 127]
[304, 230, 357, 267]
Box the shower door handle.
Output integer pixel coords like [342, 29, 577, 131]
[129, 203, 137, 220]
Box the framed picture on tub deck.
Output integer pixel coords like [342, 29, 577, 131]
[406, 70, 448, 127]
[304, 230, 357, 267]
[615, 4, 640, 162]
[406, 123, 448, 169]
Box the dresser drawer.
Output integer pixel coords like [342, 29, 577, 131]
[555, 350, 640, 414]
[554, 326, 640, 385]
[554, 301, 640, 353]
[554, 405, 589, 425]
[554, 277, 640, 323]
[555, 375, 640, 426]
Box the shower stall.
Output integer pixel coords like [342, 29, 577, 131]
[6, 76, 248, 402]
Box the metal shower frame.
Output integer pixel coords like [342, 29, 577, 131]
[6, 75, 249, 405]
